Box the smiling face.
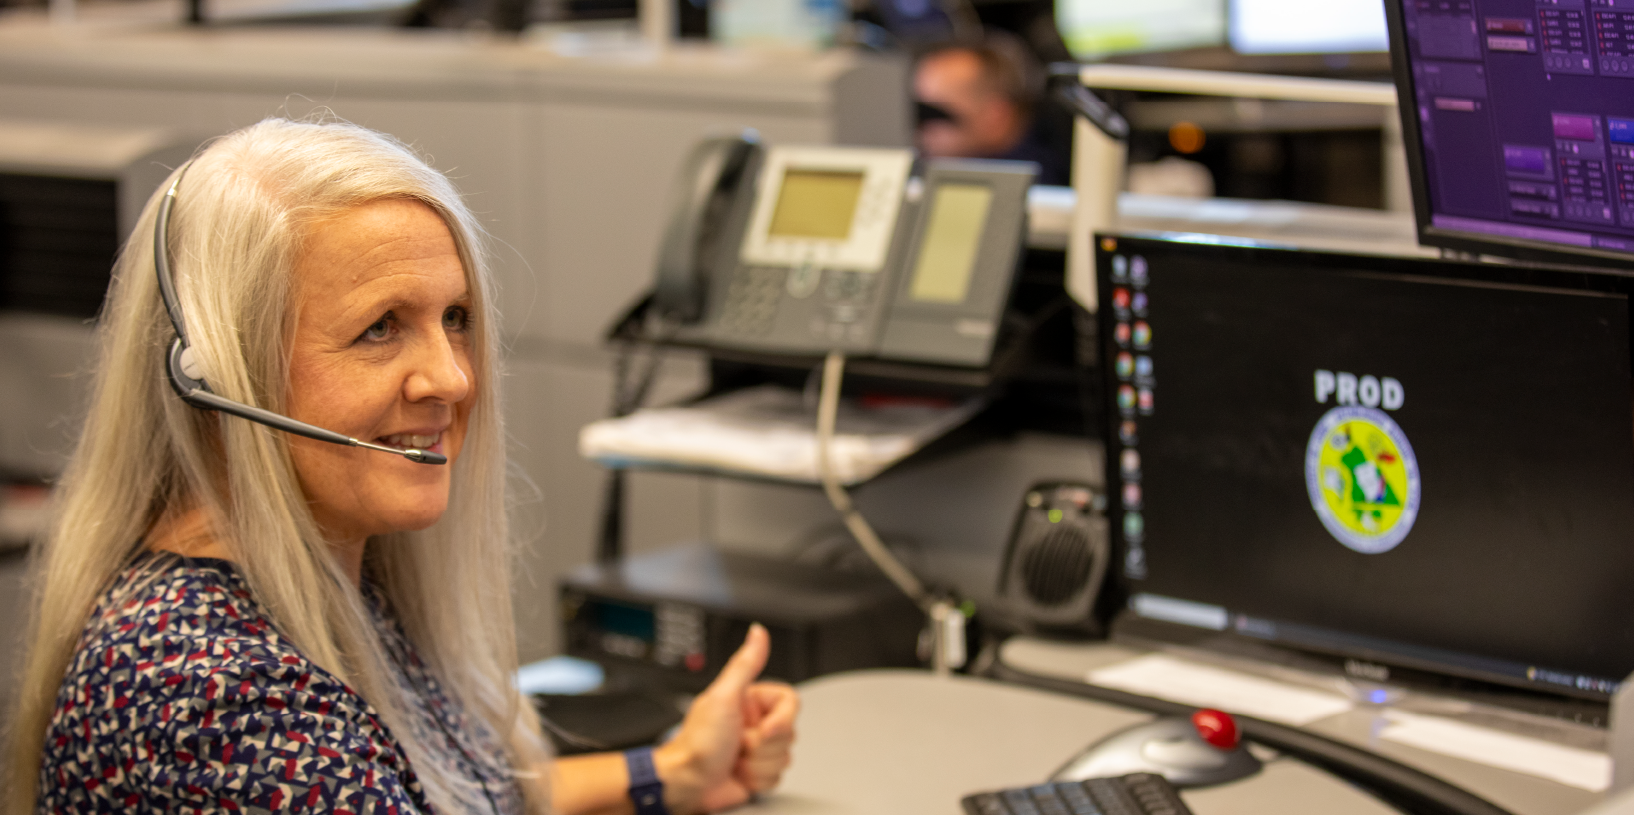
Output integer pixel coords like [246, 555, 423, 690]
[284, 198, 475, 548]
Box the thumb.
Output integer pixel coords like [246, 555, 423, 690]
[711, 623, 770, 695]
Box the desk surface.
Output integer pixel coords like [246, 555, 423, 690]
[999, 640, 1604, 815]
[750, 669, 1401, 815]
[751, 656, 1603, 815]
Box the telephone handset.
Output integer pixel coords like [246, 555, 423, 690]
[654, 137, 1035, 368]
[652, 134, 764, 324]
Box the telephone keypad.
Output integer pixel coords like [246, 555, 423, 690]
[720, 265, 785, 337]
[824, 271, 846, 300]
[786, 264, 821, 299]
[825, 270, 869, 301]
[807, 269, 878, 342]
[720, 265, 885, 344]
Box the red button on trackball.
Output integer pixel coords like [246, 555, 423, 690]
[1191, 708, 1239, 750]
[685, 652, 705, 672]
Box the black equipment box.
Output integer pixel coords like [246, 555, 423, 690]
[560, 543, 924, 690]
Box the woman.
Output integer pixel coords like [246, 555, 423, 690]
[5, 118, 797, 813]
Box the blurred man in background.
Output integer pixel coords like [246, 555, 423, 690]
[913, 33, 1070, 185]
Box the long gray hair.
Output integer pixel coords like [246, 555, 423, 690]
[7, 117, 548, 813]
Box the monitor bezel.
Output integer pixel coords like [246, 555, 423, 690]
[1095, 231, 1634, 704]
[1385, 0, 1634, 272]
[1103, 46, 1394, 79]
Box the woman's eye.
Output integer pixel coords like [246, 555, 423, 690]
[443, 306, 470, 332]
[361, 316, 391, 342]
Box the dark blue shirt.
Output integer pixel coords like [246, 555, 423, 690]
[37, 556, 521, 814]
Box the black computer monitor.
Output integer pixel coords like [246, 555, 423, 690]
[1386, 0, 1634, 269]
[1097, 233, 1634, 706]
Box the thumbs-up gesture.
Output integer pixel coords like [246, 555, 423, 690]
[656, 624, 801, 813]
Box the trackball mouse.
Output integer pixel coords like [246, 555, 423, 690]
[1052, 709, 1263, 788]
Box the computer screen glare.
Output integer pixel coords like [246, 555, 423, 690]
[1055, 0, 1227, 60]
[1230, 0, 1390, 54]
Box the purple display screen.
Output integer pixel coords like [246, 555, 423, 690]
[1397, 0, 1634, 263]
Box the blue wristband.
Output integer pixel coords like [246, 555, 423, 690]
[625, 746, 670, 815]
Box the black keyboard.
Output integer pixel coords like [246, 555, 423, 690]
[962, 773, 1193, 815]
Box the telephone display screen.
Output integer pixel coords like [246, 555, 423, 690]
[910, 183, 992, 304]
[767, 169, 866, 241]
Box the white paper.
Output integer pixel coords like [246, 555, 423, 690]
[579, 385, 982, 484]
[1381, 711, 1611, 792]
[1086, 654, 1354, 726]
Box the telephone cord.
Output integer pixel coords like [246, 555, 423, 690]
[814, 351, 929, 607]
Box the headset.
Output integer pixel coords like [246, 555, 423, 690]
[153, 165, 446, 466]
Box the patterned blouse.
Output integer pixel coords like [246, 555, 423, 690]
[37, 555, 524, 814]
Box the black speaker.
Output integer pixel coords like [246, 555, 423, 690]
[995, 482, 1111, 635]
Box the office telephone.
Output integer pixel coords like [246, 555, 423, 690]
[651, 135, 1036, 368]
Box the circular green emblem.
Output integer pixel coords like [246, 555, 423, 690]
[1304, 406, 1420, 554]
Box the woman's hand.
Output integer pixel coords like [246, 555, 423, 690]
[657, 624, 800, 813]
[549, 625, 798, 815]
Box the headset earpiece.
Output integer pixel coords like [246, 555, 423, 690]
[152, 164, 446, 466]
